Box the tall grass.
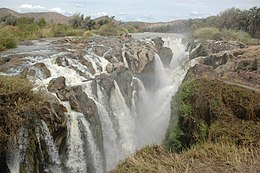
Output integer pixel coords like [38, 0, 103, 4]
[193, 27, 253, 44]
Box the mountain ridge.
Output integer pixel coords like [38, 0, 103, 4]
[0, 7, 70, 24]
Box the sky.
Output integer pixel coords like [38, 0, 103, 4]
[0, 0, 259, 22]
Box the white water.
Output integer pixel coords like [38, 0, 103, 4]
[110, 81, 136, 156]
[96, 85, 120, 170]
[6, 128, 28, 173]
[79, 117, 104, 173]
[64, 102, 87, 173]
[40, 121, 62, 173]
[154, 53, 170, 88]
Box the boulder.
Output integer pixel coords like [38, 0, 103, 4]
[0, 57, 10, 66]
[159, 47, 173, 67]
[34, 63, 51, 78]
[47, 76, 66, 92]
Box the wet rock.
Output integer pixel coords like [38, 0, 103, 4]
[0, 57, 10, 65]
[98, 74, 115, 98]
[47, 76, 66, 92]
[152, 37, 164, 51]
[152, 37, 173, 67]
[34, 63, 51, 78]
[106, 62, 125, 73]
[159, 47, 173, 67]
[93, 45, 110, 57]
[55, 57, 69, 67]
[124, 41, 154, 74]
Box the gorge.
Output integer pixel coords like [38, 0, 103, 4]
[0, 33, 198, 173]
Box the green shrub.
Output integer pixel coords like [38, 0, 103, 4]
[193, 27, 220, 40]
[215, 29, 253, 44]
[96, 23, 128, 36]
[0, 26, 17, 50]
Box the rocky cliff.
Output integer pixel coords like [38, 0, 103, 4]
[0, 34, 176, 173]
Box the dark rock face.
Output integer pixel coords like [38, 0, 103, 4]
[66, 86, 105, 171]
[187, 40, 246, 60]
[124, 41, 155, 74]
[47, 76, 66, 92]
[159, 47, 173, 67]
[152, 37, 173, 67]
[34, 63, 51, 78]
[0, 57, 10, 66]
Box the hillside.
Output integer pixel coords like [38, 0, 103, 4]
[0, 7, 69, 23]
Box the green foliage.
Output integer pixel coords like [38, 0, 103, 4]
[17, 17, 34, 25]
[193, 27, 220, 40]
[0, 26, 17, 51]
[193, 121, 208, 143]
[179, 103, 193, 117]
[215, 29, 253, 44]
[193, 27, 253, 44]
[96, 23, 128, 36]
[165, 121, 184, 152]
[83, 30, 93, 38]
[37, 18, 47, 28]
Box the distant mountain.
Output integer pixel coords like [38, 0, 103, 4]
[0, 8, 70, 24]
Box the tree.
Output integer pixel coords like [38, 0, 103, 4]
[69, 13, 83, 28]
[1, 15, 17, 25]
[37, 17, 47, 28]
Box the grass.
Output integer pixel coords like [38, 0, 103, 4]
[112, 141, 260, 173]
[0, 75, 44, 157]
[193, 27, 254, 44]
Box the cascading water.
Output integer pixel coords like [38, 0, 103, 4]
[96, 85, 120, 170]
[2, 33, 200, 173]
[40, 120, 62, 173]
[110, 81, 136, 156]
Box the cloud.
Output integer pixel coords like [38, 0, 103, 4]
[49, 8, 66, 14]
[19, 4, 46, 11]
[91, 12, 108, 18]
[18, 4, 67, 15]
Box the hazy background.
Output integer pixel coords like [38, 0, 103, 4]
[1, 0, 260, 22]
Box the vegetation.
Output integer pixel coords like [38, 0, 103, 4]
[112, 142, 259, 173]
[0, 14, 141, 51]
[112, 78, 260, 172]
[193, 27, 253, 44]
[0, 75, 44, 157]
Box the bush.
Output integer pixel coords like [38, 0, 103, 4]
[193, 27, 220, 40]
[0, 75, 43, 156]
[0, 26, 17, 50]
[83, 30, 93, 38]
[96, 23, 128, 36]
[215, 29, 253, 44]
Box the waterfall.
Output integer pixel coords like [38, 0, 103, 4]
[110, 81, 136, 156]
[78, 117, 104, 173]
[96, 85, 120, 170]
[65, 103, 87, 173]
[6, 128, 28, 173]
[40, 120, 62, 173]
[154, 53, 169, 88]
[2, 33, 200, 173]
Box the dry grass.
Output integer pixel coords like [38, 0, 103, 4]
[112, 141, 260, 173]
[0, 75, 44, 156]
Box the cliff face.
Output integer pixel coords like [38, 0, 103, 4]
[112, 40, 260, 173]
[0, 34, 175, 172]
[164, 41, 260, 169]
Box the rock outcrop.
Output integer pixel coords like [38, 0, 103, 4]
[152, 37, 173, 67]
